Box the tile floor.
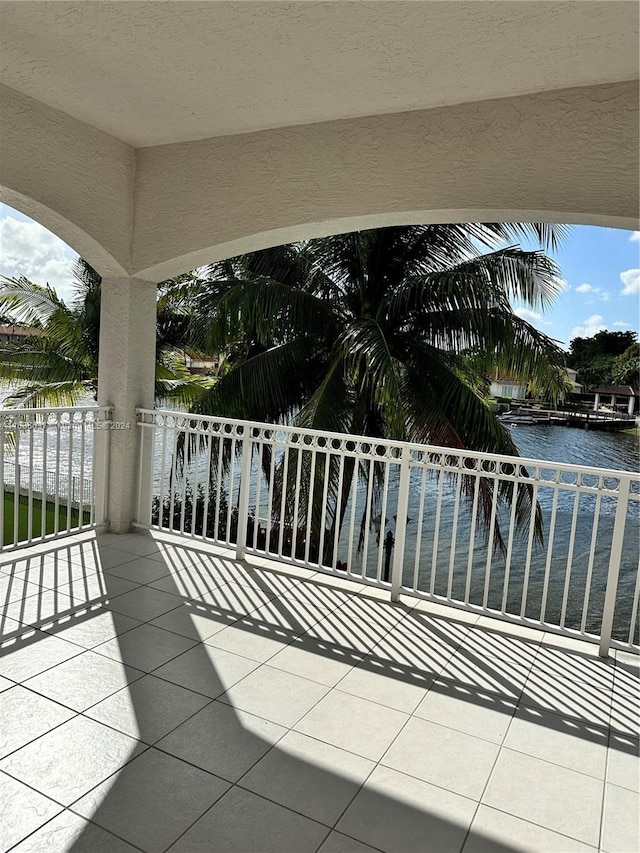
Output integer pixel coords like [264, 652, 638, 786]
[0, 530, 638, 853]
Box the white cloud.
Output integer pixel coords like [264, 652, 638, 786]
[620, 268, 640, 296]
[514, 306, 552, 327]
[570, 314, 606, 339]
[575, 283, 597, 293]
[630, 232, 640, 242]
[0, 215, 77, 304]
[514, 307, 542, 322]
[552, 276, 570, 293]
[599, 291, 611, 302]
[613, 321, 630, 328]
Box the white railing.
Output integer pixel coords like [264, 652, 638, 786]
[0, 406, 111, 550]
[138, 409, 640, 655]
[3, 460, 92, 504]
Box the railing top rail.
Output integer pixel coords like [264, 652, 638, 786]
[0, 405, 112, 416]
[139, 408, 640, 483]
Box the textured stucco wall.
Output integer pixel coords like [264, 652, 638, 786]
[0, 85, 135, 276]
[1, 80, 637, 282]
[133, 81, 639, 280]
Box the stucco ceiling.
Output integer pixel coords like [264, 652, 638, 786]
[0, 1, 638, 147]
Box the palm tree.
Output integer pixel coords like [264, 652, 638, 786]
[0, 259, 210, 408]
[170, 224, 569, 555]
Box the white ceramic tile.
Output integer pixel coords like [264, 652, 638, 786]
[520, 669, 612, 729]
[85, 674, 211, 744]
[414, 682, 516, 743]
[246, 554, 315, 579]
[601, 782, 640, 853]
[0, 715, 144, 805]
[376, 610, 467, 671]
[3, 553, 81, 582]
[504, 705, 608, 778]
[482, 748, 604, 846]
[295, 689, 408, 761]
[0, 614, 36, 643]
[532, 644, 616, 686]
[88, 545, 141, 571]
[337, 765, 476, 853]
[615, 650, 640, 671]
[0, 572, 46, 604]
[338, 594, 409, 626]
[72, 747, 229, 852]
[102, 533, 166, 556]
[611, 664, 639, 737]
[241, 730, 374, 825]
[149, 601, 239, 640]
[614, 660, 640, 696]
[232, 566, 305, 597]
[0, 684, 75, 757]
[268, 635, 363, 687]
[337, 657, 433, 713]
[10, 808, 140, 852]
[0, 630, 83, 682]
[442, 630, 537, 697]
[609, 690, 639, 737]
[278, 577, 352, 611]
[292, 611, 383, 658]
[102, 555, 173, 583]
[24, 650, 144, 711]
[153, 643, 259, 698]
[157, 699, 286, 781]
[3, 588, 76, 628]
[410, 598, 480, 624]
[306, 572, 364, 595]
[0, 770, 63, 851]
[148, 566, 225, 597]
[93, 621, 198, 671]
[169, 786, 328, 853]
[59, 572, 140, 602]
[104, 585, 182, 621]
[44, 609, 141, 649]
[474, 616, 545, 643]
[317, 832, 380, 853]
[23, 560, 99, 591]
[606, 733, 639, 792]
[381, 716, 499, 800]
[219, 664, 330, 727]
[191, 580, 281, 615]
[204, 599, 316, 662]
[540, 632, 605, 655]
[463, 804, 597, 853]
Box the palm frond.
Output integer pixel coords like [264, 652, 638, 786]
[192, 338, 322, 423]
[0, 276, 65, 326]
[0, 380, 92, 408]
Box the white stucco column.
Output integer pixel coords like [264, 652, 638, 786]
[628, 396, 636, 416]
[594, 393, 601, 411]
[96, 276, 157, 533]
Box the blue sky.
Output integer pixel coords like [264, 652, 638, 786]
[0, 202, 638, 349]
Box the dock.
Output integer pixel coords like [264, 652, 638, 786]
[501, 406, 637, 431]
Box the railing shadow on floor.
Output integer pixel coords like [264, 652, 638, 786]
[0, 531, 637, 851]
[1, 532, 637, 753]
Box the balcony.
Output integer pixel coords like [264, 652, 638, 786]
[0, 528, 638, 853]
[1, 406, 638, 852]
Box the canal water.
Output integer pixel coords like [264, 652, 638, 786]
[331, 423, 639, 641]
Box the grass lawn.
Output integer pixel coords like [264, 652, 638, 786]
[2, 491, 90, 546]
